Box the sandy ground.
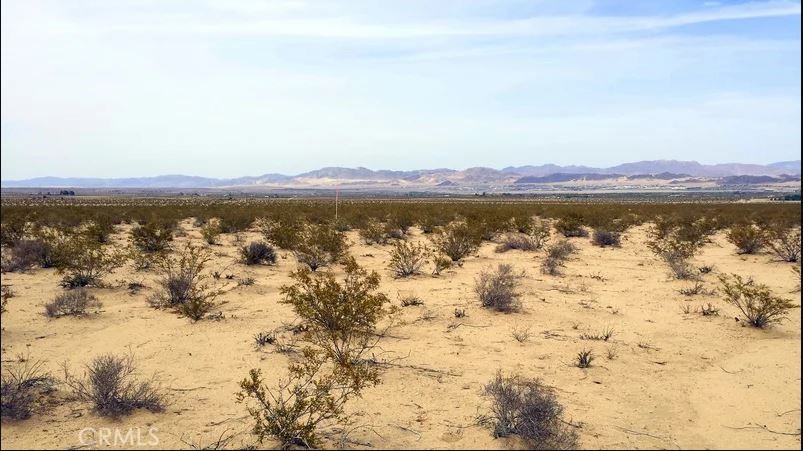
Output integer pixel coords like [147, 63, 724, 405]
[1, 222, 800, 450]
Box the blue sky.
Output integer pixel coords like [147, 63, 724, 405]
[1, 0, 800, 179]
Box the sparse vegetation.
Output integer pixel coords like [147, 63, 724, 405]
[591, 228, 621, 247]
[541, 241, 577, 276]
[718, 273, 797, 328]
[150, 245, 219, 321]
[240, 241, 277, 265]
[201, 219, 223, 245]
[431, 221, 481, 262]
[1, 357, 54, 420]
[576, 349, 594, 368]
[388, 241, 428, 277]
[45, 289, 102, 317]
[280, 257, 389, 367]
[475, 264, 524, 313]
[63, 353, 166, 418]
[767, 227, 801, 263]
[726, 223, 768, 254]
[481, 371, 578, 449]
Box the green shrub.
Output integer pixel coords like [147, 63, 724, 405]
[150, 245, 219, 321]
[130, 222, 173, 253]
[719, 274, 797, 328]
[280, 257, 389, 366]
[201, 219, 223, 245]
[767, 227, 801, 262]
[431, 222, 481, 262]
[726, 223, 768, 254]
[388, 241, 428, 277]
[56, 235, 127, 288]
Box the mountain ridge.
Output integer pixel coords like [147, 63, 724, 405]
[2, 159, 799, 188]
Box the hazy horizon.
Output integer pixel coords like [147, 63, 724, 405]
[2, 0, 801, 180]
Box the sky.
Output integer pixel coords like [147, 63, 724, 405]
[1, 0, 801, 179]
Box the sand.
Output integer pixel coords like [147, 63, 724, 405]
[1, 222, 800, 450]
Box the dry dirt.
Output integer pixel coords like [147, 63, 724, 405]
[1, 222, 800, 450]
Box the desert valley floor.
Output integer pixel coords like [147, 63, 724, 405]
[1, 222, 800, 449]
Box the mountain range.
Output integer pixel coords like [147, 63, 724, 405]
[2, 160, 800, 190]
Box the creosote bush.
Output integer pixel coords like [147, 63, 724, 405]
[554, 216, 588, 238]
[56, 235, 128, 288]
[237, 348, 375, 450]
[45, 289, 102, 317]
[280, 257, 389, 366]
[767, 227, 801, 263]
[63, 353, 166, 418]
[240, 241, 277, 265]
[726, 223, 768, 255]
[293, 224, 348, 271]
[201, 219, 223, 245]
[150, 245, 219, 321]
[258, 218, 301, 250]
[718, 273, 797, 328]
[388, 241, 428, 277]
[475, 264, 524, 313]
[130, 222, 173, 253]
[541, 241, 577, 276]
[646, 219, 711, 279]
[482, 371, 578, 450]
[431, 221, 481, 262]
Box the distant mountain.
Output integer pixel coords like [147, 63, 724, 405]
[2, 159, 799, 189]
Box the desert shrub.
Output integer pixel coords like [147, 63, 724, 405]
[150, 245, 219, 321]
[81, 220, 115, 244]
[388, 241, 428, 277]
[576, 349, 594, 368]
[1, 284, 13, 314]
[541, 241, 576, 276]
[258, 218, 302, 250]
[399, 294, 424, 307]
[481, 372, 578, 450]
[646, 221, 709, 279]
[280, 258, 389, 367]
[591, 228, 621, 247]
[237, 347, 376, 449]
[293, 224, 348, 271]
[45, 289, 102, 317]
[63, 353, 166, 418]
[678, 282, 713, 297]
[767, 227, 801, 262]
[718, 274, 797, 328]
[240, 241, 277, 265]
[0, 217, 28, 247]
[386, 211, 414, 236]
[130, 222, 173, 253]
[726, 223, 768, 255]
[432, 255, 452, 276]
[1, 358, 54, 420]
[579, 326, 614, 341]
[496, 233, 543, 253]
[5, 239, 51, 272]
[475, 264, 524, 313]
[56, 235, 127, 288]
[201, 219, 223, 245]
[554, 216, 587, 238]
[359, 219, 390, 245]
[431, 222, 481, 262]
[254, 331, 276, 348]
